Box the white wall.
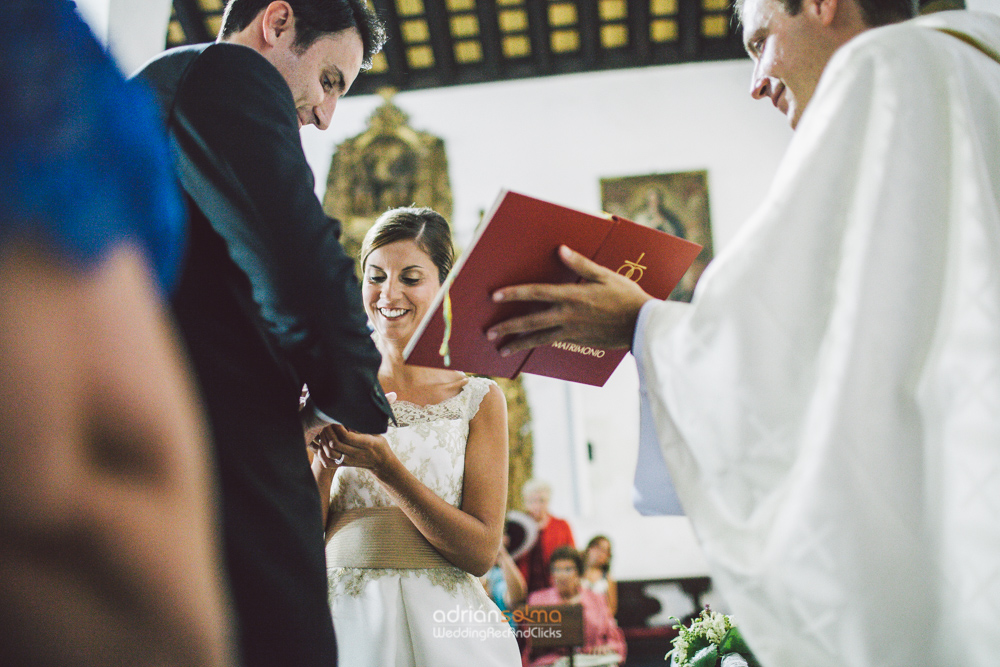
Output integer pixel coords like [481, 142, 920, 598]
[302, 60, 792, 580]
[74, 0, 110, 42]
[303, 61, 790, 251]
[75, 0, 174, 73]
[968, 0, 1000, 14]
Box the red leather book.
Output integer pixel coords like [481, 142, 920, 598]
[403, 190, 702, 386]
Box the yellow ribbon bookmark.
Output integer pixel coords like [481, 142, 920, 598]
[438, 291, 452, 367]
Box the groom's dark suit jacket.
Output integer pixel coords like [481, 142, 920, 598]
[136, 43, 392, 667]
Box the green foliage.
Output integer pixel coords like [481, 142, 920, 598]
[665, 608, 760, 667]
[718, 627, 762, 667]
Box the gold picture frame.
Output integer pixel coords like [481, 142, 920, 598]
[600, 171, 714, 302]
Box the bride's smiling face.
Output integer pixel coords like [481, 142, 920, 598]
[363, 239, 441, 345]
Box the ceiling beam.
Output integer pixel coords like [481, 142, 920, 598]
[424, 0, 456, 84]
[372, 0, 410, 90]
[475, 0, 504, 79]
[526, 0, 551, 74]
[578, 0, 600, 69]
[212, 0, 747, 96]
[679, 0, 700, 58]
[627, 0, 651, 64]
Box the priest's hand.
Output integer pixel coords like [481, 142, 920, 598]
[487, 245, 655, 355]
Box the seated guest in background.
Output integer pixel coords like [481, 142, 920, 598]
[482, 536, 528, 630]
[0, 0, 232, 664]
[313, 206, 521, 666]
[582, 535, 618, 617]
[517, 478, 575, 594]
[524, 546, 627, 667]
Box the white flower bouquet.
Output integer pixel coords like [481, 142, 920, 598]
[666, 607, 760, 667]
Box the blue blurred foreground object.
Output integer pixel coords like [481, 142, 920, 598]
[0, 0, 185, 292]
[0, 2, 233, 666]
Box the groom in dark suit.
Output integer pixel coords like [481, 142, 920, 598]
[135, 1, 392, 665]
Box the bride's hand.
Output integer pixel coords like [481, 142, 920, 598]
[327, 423, 397, 479]
[311, 426, 345, 469]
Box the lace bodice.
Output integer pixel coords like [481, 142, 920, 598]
[328, 376, 494, 514]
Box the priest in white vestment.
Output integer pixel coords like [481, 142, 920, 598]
[488, 1, 1000, 665]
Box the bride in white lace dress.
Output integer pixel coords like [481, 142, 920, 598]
[311, 207, 521, 666]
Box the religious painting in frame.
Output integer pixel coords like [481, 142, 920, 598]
[600, 170, 714, 303]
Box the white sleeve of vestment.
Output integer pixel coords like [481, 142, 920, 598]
[635, 13, 1000, 667]
[631, 299, 690, 515]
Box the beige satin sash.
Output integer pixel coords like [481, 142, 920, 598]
[325, 507, 453, 569]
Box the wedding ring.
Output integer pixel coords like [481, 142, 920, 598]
[333, 451, 346, 465]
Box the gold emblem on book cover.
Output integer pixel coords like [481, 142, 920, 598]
[617, 252, 647, 282]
